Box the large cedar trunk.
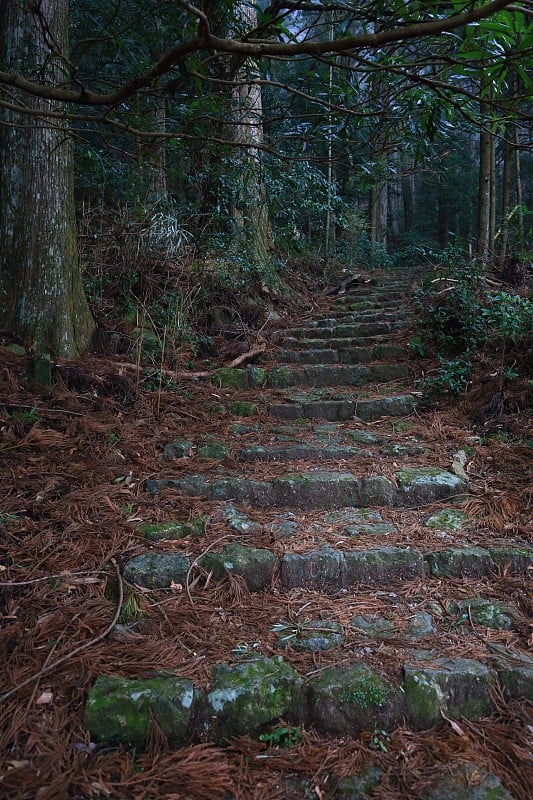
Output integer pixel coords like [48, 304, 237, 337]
[0, 0, 94, 356]
[475, 80, 493, 265]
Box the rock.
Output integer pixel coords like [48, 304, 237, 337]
[350, 614, 397, 638]
[163, 438, 194, 459]
[308, 663, 399, 735]
[276, 619, 345, 652]
[206, 656, 305, 742]
[122, 553, 190, 589]
[403, 657, 493, 728]
[336, 766, 383, 800]
[197, 440, 229, 460]
[395, 467, 467, 506]
[422, 763, 517, 800]
[221, 503, 259, 533]
[407, 612, 436, 639]
[213, 367, 249, 390]
[424, 508, 468, 531]
[344, 547, 425, 586]
[343, 430, 382, 444]
[488, 545, 533, 573]
[200, 543, 275, 591]
[281, 547, 346, 592]
[136, 515, 207, 541]
[450, 598, 514, 630]
[425, 547, 494, 578]
[273, 472, 360, 509]
[490, 647, 533, 700]
[355, 395, 418, 421]
[230, 401, 258, 416]
[84, 674, 195, 749]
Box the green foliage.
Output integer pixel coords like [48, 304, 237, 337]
[348, 674, 389, 710]
[423, 355, 473, 398]
[259, 725, 302, 748]
[413, 250, 532, 396]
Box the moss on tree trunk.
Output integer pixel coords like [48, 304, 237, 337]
[0, 0, 94, 357]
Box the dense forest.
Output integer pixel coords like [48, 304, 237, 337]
[0, 0, 531, 362]
[1, 4, 532, 800]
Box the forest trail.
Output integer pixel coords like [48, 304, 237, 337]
[95, 269, 533, 797]
[1, 268, 531, 799]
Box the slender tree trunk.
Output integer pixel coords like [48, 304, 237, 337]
[437, 173, 450, 248]
[230, 3, 273, 266]
[513, 125, 524, 251]
[498, 129, 512, 265]
[476, 87, 492, 264]
[402, 173, 415, 233]
[0, 0, 94, 356]
[370, 181, 388, 246]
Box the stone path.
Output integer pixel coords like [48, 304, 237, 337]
[85, 269, 532, 775]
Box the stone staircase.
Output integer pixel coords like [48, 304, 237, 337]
[85, 270, 532, 777]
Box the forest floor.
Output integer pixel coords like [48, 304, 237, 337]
[0, 267, 531, 800]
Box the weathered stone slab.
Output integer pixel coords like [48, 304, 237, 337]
[136, 516, 208, 541]
[85, 674, 195, 749]
[214, 367, 249, 390]
[350, 614, 397, 638]
[395, 467, 466, 506]
[281, 547, 347, 591]
[237, 443, 361, 462]
[206, 656, 305, 742]
[425, 547, 494, 578]
[345, 547, 425, 585]
[197, 440, 230, 460]
[123, 553, 191, 589]
[368, 364, 410, 382]
[336, 767, 383, 800]
[490, 647, 533, 700]
[163, 438, 194, 459]
[424, 508, 468, 531]
[200, 544, 275, 592]
[279, 348, 339, 365]
[403, 657, 493, 728]
[275, 619, 345, 652]
[488, 545, 533, 573]
[354, 395, 417, 420]
[221, 503, 259, 533]
[407, 612, 436, 639]
[308, 663, 400, 734]
[450, 598, 515, 630]
[273, 471, 361, 509]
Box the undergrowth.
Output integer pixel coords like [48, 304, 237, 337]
[409, 248, 532, 398]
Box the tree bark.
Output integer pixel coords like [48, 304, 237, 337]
[0, 0, 94, 357]
[230, 3, 273, 267]
[475, 87, 492, 265]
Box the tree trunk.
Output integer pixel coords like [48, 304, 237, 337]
[498, 129, 512, 265]
[402, 173, 415, 233]
[437, 174, 450, 248]
[230, 4, 273, 267]
[370, 181, 388, 246]
[0, 0, 94, 357]
[475, 80, 492, 265]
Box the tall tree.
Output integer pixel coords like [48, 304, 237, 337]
[0, 0, 94, 357]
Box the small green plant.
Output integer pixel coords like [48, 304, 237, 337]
[371, 728, 391, 752]
[259, 725, 302, 748]
[423, 354, 473, 397]
[348, 673, 390, 710]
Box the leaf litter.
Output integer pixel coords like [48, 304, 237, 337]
[0, 342, 531, 800]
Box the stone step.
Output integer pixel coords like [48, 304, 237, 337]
[145, 466, 466, 508]
[277, 343, 406, 365]
[84, 643, 533, 748]
[309, 310, 411, 326]
[214, 363, 410, 391]
[123, 541, 531, 592]
[279, 333, 396, 349]
[268, 392, 418, 421]
[273, 320, 405, 342]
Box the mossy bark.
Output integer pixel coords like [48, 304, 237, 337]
[0, 0, 94, 357]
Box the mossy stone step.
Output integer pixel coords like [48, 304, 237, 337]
[309, 311, 411, 326]
[237, 442, 363, 462]
[273, 320, 404, 342]
[214, 363, 409, 391]
[277, 343, 406, 365]
[145, 466, 465, 508]
[85, 648, 532, 750]
[268, 393, 418, 422]
[123, 540, 532, 592]
[282, 334, 392, 349]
